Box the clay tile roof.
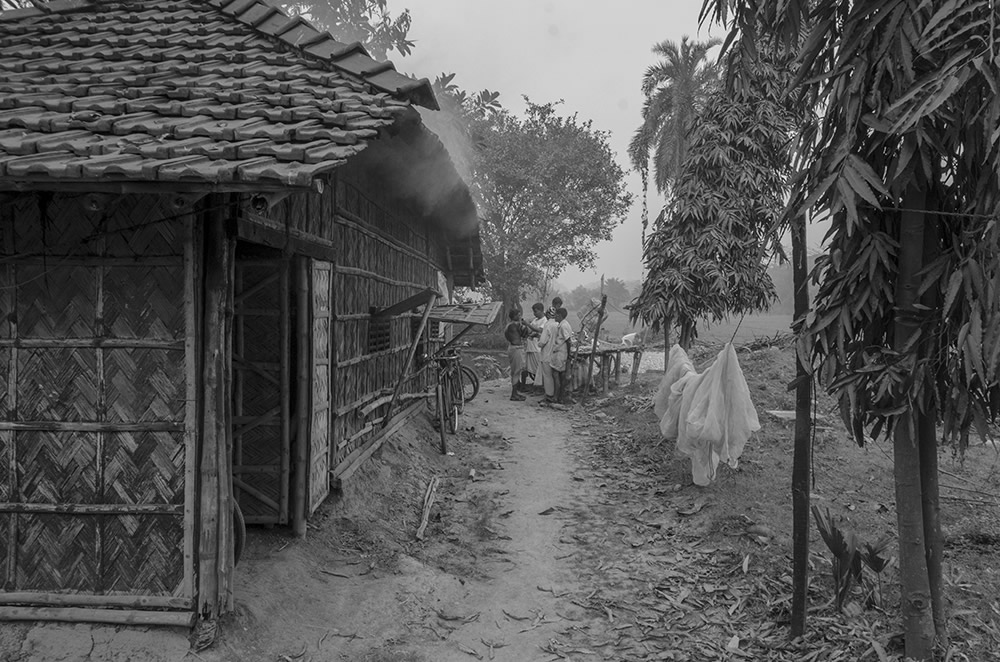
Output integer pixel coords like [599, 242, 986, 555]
[0, 0, 442, 190]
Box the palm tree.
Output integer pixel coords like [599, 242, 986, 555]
[628, 36, 720, 210]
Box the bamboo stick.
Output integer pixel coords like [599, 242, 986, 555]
[3, 237, 17, 588]
[231, 478, 279, 511]
[0, 606, 195, 627]
[183, 210, 198, 605]
[416, 477, 439, 541]
[0, 592, 192, 609]
[381, 290, 437, 428]
[0, 339, 184, 349]
[330, 401, 420, 487]
[0, 503, 183, 515]
[584, 294, 607, 394]
[0, 422, 184, 432]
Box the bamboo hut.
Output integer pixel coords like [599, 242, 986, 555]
[0, 0, 483, 626]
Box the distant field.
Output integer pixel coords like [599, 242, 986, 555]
[592, 312, 794, 346]
[696, 314, 794, 345]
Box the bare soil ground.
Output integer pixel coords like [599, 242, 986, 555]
[3, 338, 999, 661]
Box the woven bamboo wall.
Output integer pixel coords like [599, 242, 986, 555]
[329, 170, 442, 470]
[0, 192, 195, 607]
[253, 165, 452, 496]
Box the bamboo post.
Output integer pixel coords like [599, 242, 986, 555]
[630, 348, 642, 385]
[293, 257, 310, 538]
[600, 354, 610, 394]
[584, 294, 607, 394]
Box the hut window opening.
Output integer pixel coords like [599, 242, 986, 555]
[368, 310, 391, 353]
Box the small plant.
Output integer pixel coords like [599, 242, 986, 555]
[859, 536, 893, 608]
[812, 506, 863, 612]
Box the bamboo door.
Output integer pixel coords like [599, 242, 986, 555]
[232, 258, 290, 525]
[308, 260, 333, 512]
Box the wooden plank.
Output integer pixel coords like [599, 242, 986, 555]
[0, 606, 196, 627]
[0, 592, 192, 609]
[0, 503, 184, 515]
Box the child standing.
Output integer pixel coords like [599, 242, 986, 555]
[549, 307, 576, 405]
[524, 302, 546, 392]
[504, 309, 530, 401]
[538, 307, 559, 401]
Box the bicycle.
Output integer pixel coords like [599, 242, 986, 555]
[431, 349, 464, 454]
[440, 343, 480, 408]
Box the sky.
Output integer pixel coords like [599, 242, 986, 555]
[386, 0, 719, 291]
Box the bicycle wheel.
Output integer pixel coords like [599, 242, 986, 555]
[460, 365, 479, 402]
[436, 383, 448, 454]
[443, 376, 459, 434]
[450, 365, 465, 415]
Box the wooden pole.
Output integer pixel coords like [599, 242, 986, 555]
[292, 257, 310, 538]
[790, 212, 812, 638]
[584, 294, 607, 394]
[197, 194, 234, 618]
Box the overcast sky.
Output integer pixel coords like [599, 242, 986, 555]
[388, 0, 719, 291]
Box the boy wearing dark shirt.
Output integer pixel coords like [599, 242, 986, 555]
[504, 309, 530, 401]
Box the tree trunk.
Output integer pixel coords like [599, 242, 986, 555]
[663, 318, 671, 366]
[893, 190, 935, 660]
[919, 207, 946, 644]
[919, 409, 945, 642]
[790, 214, 812, 638]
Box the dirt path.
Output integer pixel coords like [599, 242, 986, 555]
[398, 382, 587, 661]
[0, 375, 730, 662]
